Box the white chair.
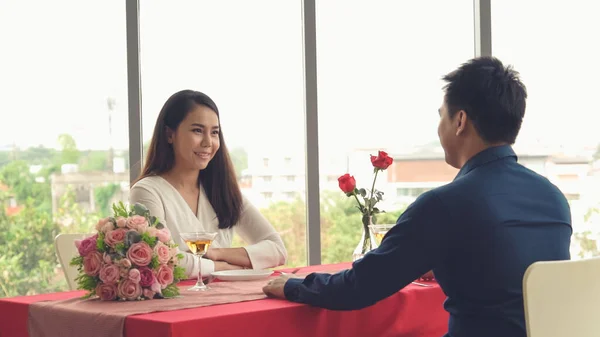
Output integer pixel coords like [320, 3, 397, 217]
[55, 233, 86, 290]
[523, 257, 600, 337]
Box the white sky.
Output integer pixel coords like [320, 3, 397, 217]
[0, 0, 598, 157]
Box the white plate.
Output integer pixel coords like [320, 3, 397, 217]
[211, 269, 273, 281]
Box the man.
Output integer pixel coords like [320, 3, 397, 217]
[263, 57, 572, 337]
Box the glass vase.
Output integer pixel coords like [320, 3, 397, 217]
[352, 214, 379, 261]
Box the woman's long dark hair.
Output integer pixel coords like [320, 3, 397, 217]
[134, 90, 242, 229]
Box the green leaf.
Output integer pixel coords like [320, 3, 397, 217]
[125, 231, 142, 247]
[74, 273, 97, 292]
[141, 232, 157, 247]
[96, 235, 106, 253]
[111, 202, 129, 218]
[115, 242, 126, 256]
[133, 203, 149, 217]
[358, 188, 367, 197]
[155, 222, 165, 230]
[149, 256, 159, 269]
[176, 253, 184, 260]
[70, 255, 83, 266]
[173, 266, 186, 281]
[112, 203, 120, 217]
[162, 283, 180, 298]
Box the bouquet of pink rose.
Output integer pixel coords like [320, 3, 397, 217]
[69, 202, 186, 301]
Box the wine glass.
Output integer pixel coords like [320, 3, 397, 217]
[368, 224, 395, 246]
[179, 231, 218, 291]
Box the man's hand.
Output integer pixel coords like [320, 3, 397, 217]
[262, 275, 294, 299]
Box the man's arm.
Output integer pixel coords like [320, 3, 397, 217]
[280, 191, 450, 310]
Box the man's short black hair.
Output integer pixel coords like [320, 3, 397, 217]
[443, 57, 527, 144]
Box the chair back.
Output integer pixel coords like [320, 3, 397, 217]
[523, 257, 600, 337]
[55, 233, 86, 290]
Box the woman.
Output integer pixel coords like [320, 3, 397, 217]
[130, 90, 287, 278]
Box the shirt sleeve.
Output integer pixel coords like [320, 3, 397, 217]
[234, 196, 287, 270]
[283, 191, 450, 310]
[129, 184, 215, 278]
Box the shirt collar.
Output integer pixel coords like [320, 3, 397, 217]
[454, 145, 517, 180]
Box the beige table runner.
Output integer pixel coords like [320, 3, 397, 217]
[28, 279, 268, 337]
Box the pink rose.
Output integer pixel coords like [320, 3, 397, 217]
[117, 279, 142, 301]
[169, 248, 180, 265]
[154, 242, 171, 264]
[99, 264, 120, 284]
[74, 234, 98, 257]
[120, 258, 132, 268]
[104, 228, 127, 247]
[116, 217, 127, 228]
[95, 217, 110, 232]
[156, 265, 174, 289]
[146, 227, 158, 238]
[120, 268, 129, 278]
[156, 228, 171, 243]
[96, 283, 117, 301]
[103, 252, 112, 264]
[100, 222, 114, 234]
[128, 268, 141, 284]
[126, 242, 153, 266]
[138, 267, 155, 287]
[126, 215, 148, 232]
[83, 251, 103, 276]
[143, 288, 156, 300]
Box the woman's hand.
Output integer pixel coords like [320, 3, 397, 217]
[204, 247, 222, 261]
[214, 260, 244, 271]
[204, 247, 253, 269]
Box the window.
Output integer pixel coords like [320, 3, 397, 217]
[286, 175, 295, 182]
[140, 0, 307, 267]
[316, 0, 474, 264]
[0, 2, 129, 296]
[263, 176, 273, 183]
[492, 0, 600, 259]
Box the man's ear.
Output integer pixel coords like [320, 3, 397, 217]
[455, 110, 467, 136]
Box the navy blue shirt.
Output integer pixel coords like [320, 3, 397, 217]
[284, 145, 572, 337]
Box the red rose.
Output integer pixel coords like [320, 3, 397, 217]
[370, 151, 393, 170]
[338, 174, 356, 194]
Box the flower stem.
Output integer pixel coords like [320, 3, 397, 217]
[368, 169, 379, 215]
[353, 193, 365, 213]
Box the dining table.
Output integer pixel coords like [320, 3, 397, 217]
[0, 262, 449, 337]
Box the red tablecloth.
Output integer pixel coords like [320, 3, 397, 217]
[0, 263, 449, 337]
